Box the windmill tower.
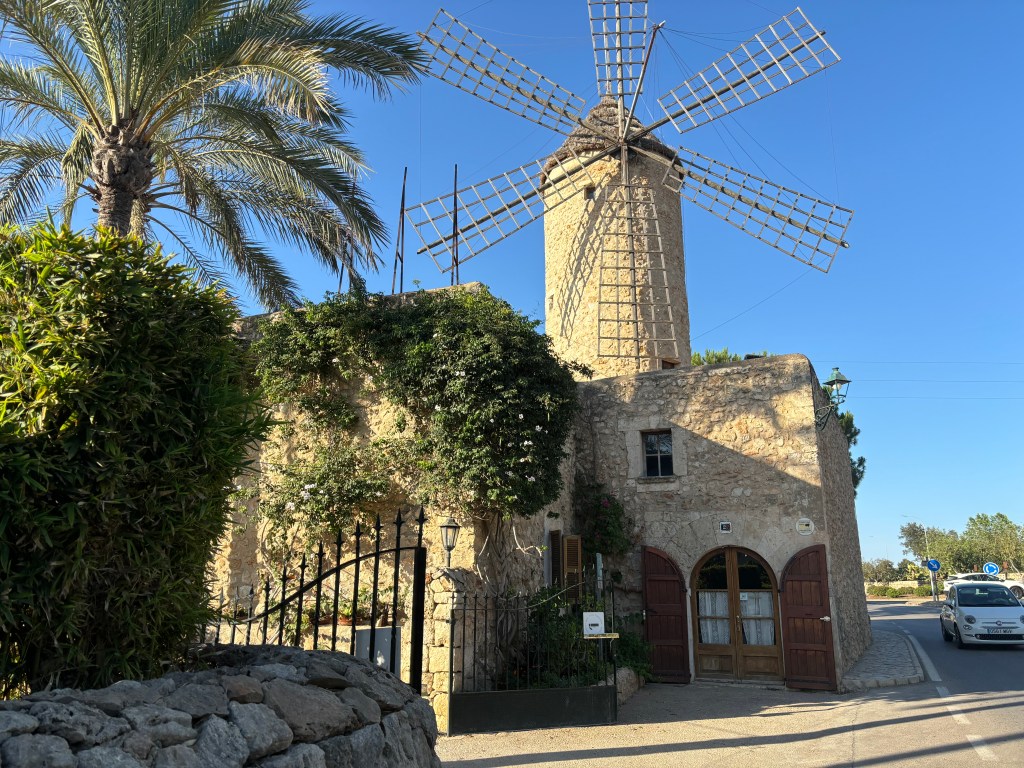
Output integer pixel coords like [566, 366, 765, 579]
[409, 2, 853, 379]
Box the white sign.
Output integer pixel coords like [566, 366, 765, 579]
[796, 518, 815, 535]
[583, 612, 606, 637]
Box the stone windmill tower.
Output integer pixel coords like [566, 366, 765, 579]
[408, 2, 853, 378]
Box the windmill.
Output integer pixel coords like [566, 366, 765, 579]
[407, 2, 853, 377]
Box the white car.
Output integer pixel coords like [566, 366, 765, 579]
[942, 572, 1024, 599]
[940, 583, 1024, 648]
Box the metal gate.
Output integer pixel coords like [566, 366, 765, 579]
[208, 508, 428, 692]
[447, 584, 619, 734]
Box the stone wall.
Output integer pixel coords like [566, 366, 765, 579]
[0, 647, 439, 768]
[562, 354, 871, 679]
[814, 378, 872, 675]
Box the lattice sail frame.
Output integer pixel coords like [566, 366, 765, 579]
[409, 5, 854, 363]
[407, 149, 599, 271]
[588, 0, 649, 100]
[660, 147, 853, 272]
[419, 9, 587, 135]
[656, 8, 839, 135]
[596, 183, 678, 360]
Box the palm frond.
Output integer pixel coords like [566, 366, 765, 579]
[0, 136, 63, 223]
[59, 122, 94, 224]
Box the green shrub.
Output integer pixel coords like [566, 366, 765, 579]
[898, 587, 915, 596]
[884, 587, 903, 598]
[0, 225, 271, 694]
[914, 585, 933, 597]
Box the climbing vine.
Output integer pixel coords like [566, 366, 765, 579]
[248, 286, 586, 546]
[572, 477, 633, 559]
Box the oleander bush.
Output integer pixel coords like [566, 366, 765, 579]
[0, 225, 271, 695]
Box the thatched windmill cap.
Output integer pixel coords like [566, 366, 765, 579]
[544, 95, 677, 175]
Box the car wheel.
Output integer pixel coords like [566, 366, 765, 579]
[940, 619, 952, 642]
[1011, 586, 1023, 599]
[954, 624, 966, 649]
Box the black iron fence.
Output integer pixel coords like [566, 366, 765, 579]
[446, 581, 620, 734]
[449, 583, 618, 694]
[208, 508, 427, 692]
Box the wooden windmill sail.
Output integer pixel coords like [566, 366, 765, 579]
[408, 2, 853, 376]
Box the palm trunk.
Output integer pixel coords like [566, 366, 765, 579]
[91, 125, 153, 237]
[96, 183, 135, 235]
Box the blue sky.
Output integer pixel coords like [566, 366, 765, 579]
[226, 1, 1023, 563]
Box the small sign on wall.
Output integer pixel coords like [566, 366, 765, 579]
[796, 518, 815, 535]
[719, 521, 732, 533]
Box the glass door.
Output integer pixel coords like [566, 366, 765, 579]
[692, 548, 783, 681]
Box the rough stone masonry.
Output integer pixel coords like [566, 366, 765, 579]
[0, 646, 441, 768]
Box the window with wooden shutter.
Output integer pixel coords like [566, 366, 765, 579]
[562, 534, 583, 601]
[549, 529, 563, 588]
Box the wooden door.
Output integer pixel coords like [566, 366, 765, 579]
[691, 548, 783, 681]
[642, 547, 689, 682]
[780, 544, 837, 691]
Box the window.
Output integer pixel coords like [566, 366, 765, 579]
[584, 185, 596, 200]
[661, 359, 678, 370]
[642, 430, 673, 477]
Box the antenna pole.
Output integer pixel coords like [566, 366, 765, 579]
[451, 164, 459, 286]
[392, 166, 408, 294]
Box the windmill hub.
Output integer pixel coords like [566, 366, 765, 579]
[546, 96, 676, 174]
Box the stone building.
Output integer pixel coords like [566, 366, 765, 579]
[216, 99, 870, 728]
[522, 98, 870, 691]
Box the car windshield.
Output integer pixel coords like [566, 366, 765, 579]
[957, 587, 1018, 607]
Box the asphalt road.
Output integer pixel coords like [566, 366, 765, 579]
[869, 599, 1024, 762]
[436, 601, 1024, 767]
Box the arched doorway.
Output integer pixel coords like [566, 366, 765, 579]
[780, 544, 837, 691]
[641, 547, 689, 682]
[691, 547, 783, 681]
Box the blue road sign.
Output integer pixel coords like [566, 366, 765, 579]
[926, 559, 941, 572]
[983, 561, 1000, 575]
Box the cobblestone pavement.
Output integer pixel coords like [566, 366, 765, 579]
[839, 626, 923, 692]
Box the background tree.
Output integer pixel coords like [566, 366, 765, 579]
[862, 558, 899, 584]
[962, 513, 1024, 573]
[838, 410, 866, 494]
[0, 0, 424, 307]
[691, 347, 742, 365]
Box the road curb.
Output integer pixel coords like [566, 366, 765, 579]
[839, 629, 925, 693]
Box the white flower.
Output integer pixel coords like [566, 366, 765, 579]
[527, 476, 536, 482]
[535, 425, 543, 432]
[300, 491, 311, 500]
[435, 404, 441, 411]
[518, 413, 524, 420]
[489, 418, 494, 423]
[522, 440, 533, 446]
[332, 357, 340, 363]
[285, 502, 295, 511]
[303, 483, 315, 490]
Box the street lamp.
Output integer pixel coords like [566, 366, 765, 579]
[815, 367, 851, 430]
[440, 516, 461, 568]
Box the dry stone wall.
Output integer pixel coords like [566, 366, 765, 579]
[0, 647, 440, 768]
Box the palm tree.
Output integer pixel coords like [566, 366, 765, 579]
[0, 0, 425, 307]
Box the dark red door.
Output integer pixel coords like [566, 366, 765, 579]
[642, 546, 689, 683]
[781, 544, 837, 691]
